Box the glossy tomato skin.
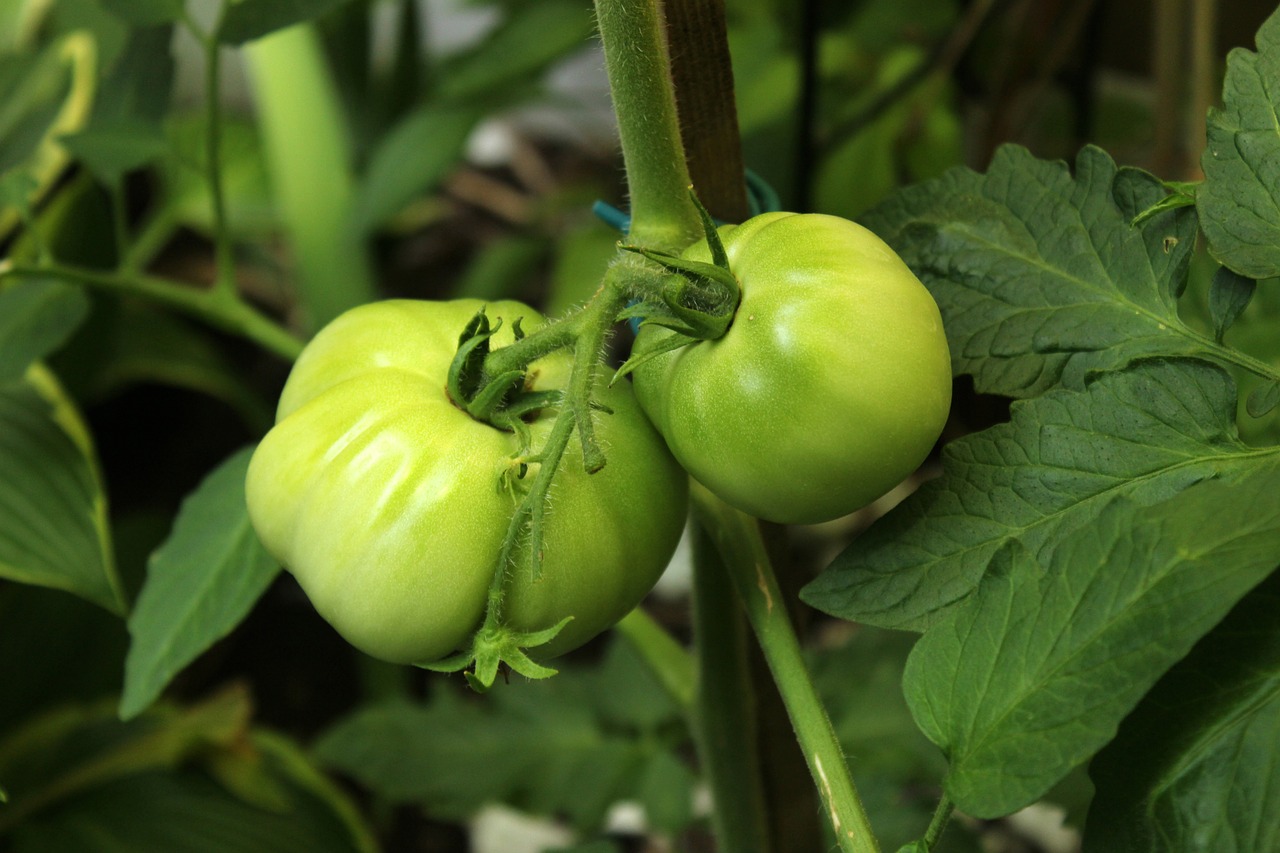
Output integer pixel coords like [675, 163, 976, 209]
[246, 299, 688, 665]
[633, 212, 951, 525]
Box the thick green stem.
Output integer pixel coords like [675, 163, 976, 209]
[593, 0, 699, 249]
[691, 521, 773, 853]
[690, 483, 881, 853]
[480, 270, 629, 621]
[563, 281, 629, 473]
[245, 23, 376, 330]
[1, 263, 304, 362]
[484, 407, 578, 626]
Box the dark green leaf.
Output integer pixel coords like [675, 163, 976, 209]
[0, 170, 38, 217]
[120, 448, 281, 720]
[0, 582, 128, 732]
[634, 750, 696, 834]
[92, 25, 175, 127]
[804, 359, 1267, 631]
[0, 688, 252, 826]
[0, 366, 122, 613]
[219, 0, 356, 45]
[1208, 266, 1257, 343]
[5, 173, 116, 269]
[0, 278, 89, 382]
[0, 42, 75, 176]
[1086, 571, 1280, 852]
[9, 770, 368, 853]
[349, 104, 478, 233]
[60, 120, 169, 186]
[903, 469, 1280, 818]
[1199, 8, 1280, 279]
[434, 0, 594, 103]
[96, 0, 184, 26]
[1247, 378, 1280, 418]
[813, 628, 984, 852]
[315, 640, 690, 833]
[51, 299, 272, 431]
[816, 629, 946, 782]
[862, 145, 1201, 398]
[1115, 167, 1197, 228]
[1, 691, 374, 853]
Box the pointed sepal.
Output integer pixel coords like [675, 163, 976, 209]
[419, 616, 574, 691]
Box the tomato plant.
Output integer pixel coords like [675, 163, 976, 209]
[246, 298, 688, 666]
[632, 211, 952, 524]
[4, 1, 1280, 852]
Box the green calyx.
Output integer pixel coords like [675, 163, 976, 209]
[614, 190, 741, 381]
[447, 310, 556, 435]
[420, 616, 573, 691]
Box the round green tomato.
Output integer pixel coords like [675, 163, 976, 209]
[246, 299, 688, 665]
[633, 212, 951, 525]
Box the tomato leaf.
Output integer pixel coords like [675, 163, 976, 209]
[862, 144, 1204, 399]
[1198, 7, 1280, 279]
[60, 120, 171, 188]
[1247, 378, 1280, 418]
[902, 470, 1280, 818]
[0, 581, 129, 733]
[1208, 266, 1257, 343]
[431, 0, 595, 103]
[1124, 175, 1198, 228]
[158, 115, 276, 238]
[1086, 571, 1280, 852]
[804, 359, 1272, 632]
[316, 640, 694, 834]
[0, 277, 89, 383]
[120, 447, 281, 720]
[0, 366, 122, 614]
[348, 104, 479, 235]
[52, 300, 272, 432]
[0, 689, 375, 852]
[93, 25, 175, 128]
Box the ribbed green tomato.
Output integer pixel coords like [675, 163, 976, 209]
[633, 212, 951, 525]
[246, 299, 688, 665]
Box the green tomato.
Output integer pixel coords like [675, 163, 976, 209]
[246, 299, 688, 665]
[633, 212, 951, 525]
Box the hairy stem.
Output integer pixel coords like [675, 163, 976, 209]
[593, 0, 699, 249]
[483, 406, 578, 627]
[923, 794, 954, 850]
[690, 483, 881, 853]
